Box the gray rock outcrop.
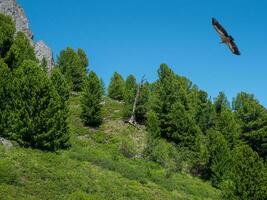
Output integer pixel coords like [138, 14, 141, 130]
[0, 137, 13, 150]
[0, 0, 54, 73]
[35, 40, 54, 73]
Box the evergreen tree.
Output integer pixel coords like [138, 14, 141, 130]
[108, 72, 125, 101]
[51, 68, 70, 105]
[81, 71, 103, 127]
[206, 130, 231, 187]
[5, 32, 37, 70]
[187, 87, 214, 134]
[168, 101, 201, 148]
[233, 92, 267, 159]
[212, 92, 240, 149]
[40, 58, 48, 73]
[0, 13, 16, 58]
[77, 48, 89, 72]
[57, 47, 87, 91]
[146, 111, 161, 139]
[0, 59, 12, 137]
[5, 60, 69, 150]
[214, 92, 230, 114]
[222, 145, 267, 199]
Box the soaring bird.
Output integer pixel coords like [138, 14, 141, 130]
[212, 17, 240, 55]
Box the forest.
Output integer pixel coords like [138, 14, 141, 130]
[0, 13, 267, 200]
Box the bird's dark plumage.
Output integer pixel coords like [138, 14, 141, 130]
[212, 17, 240, 55]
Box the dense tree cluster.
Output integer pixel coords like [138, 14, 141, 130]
[0, 14, 69, 151]
[143, 64, 267, 199]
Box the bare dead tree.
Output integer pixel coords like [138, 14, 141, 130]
[128, 75, 146, 125]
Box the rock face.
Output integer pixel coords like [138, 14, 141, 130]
[0, 0, 54, 73]
[35, 41, 54, 73]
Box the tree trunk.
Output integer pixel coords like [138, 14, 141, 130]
[128, 76, 145, 125]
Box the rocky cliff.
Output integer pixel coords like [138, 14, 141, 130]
[0, 0, 54, 73]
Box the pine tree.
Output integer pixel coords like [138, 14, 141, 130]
[0, 13, 16, 58]
[168, 101, 201, 148]
[81, 71, 103, 127]
[233, 92, 267, 158]
[5, 32, 37, 70]
[6, 60, 70, 150]
[222, 145, 267, 199]
[77, 48, 89, 73]
[57, 47, 87, 91]
[206, 130, 231, 187]
[212, 92, 240, 149]
[51, 67, 70, 105]
[0, 59, 12, 137]
[108, 72, 125, 101]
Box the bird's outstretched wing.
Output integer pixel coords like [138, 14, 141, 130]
[227, 39, 240, 55]
[212, 17, 229, 37]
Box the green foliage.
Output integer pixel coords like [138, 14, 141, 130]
[0, 59, 11, 136]
[77, 48, 89, 71]
[222, 145, 267, 200]
[3, 60, 69, 150]
[40, 57, 48, 73]
[168, 101, 201, 149]
[0, 13, 16, 58]
[51, 67, 70, 105]
[80, 71, 103, 127]
[0, 95, 221, 200]
[206, 130, 231, 187]
[108, 72, 125, 101]
[233, 92, 267, 158]
[119, 137, 137, 158]
[0, 158, 19, 185]
[57, 47, 87, 91]
[5, 32, 37, 70]
[190, 89, 213, 134]
[146, 111, 161, 139]
[214, 92, 230, 114]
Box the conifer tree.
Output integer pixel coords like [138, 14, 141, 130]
[222, 145, 267, 199]
[51, 68, 70, 106]
[0, 13, 16, 58]
[212, 92, 240, 149]
[206, 130, 231, 187]
[81, 71, 103, 127]
[57, 47, 87, 91]
[6, 60, 70, 150]
[233, 92, 267, 158]
[5, 32, 37, 70]
[77, 48, 89, 72]
[0, 59, 12, 137]
[108, 72, 125, 101]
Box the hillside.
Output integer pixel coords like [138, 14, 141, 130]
[0, 94, 221, 200]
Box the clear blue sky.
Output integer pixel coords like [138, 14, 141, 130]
[18, 0, 267, 107]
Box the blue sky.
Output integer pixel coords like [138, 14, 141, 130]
[18, 0, 267, 107]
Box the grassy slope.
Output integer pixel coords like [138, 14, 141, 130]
[0, 95, 221, 200]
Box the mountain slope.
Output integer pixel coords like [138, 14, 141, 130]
[0, 94, 221, 200]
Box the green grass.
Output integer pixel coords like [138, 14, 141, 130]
[0, 95, 221, 200]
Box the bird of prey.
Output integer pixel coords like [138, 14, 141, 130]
[212, 17, 240, 55]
